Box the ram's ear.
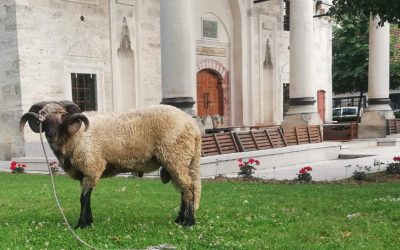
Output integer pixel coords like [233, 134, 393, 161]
[61, 113, 89, 135]
[67, 121, 83, 135]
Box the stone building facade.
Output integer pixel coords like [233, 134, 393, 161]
[0, 0, 333, 160]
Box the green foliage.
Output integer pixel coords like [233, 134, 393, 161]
[386, 156, 400, 174]
[333, 16, 369, 94]
[3, 173, 400, 249]
[352, 165, 372, 181]
[237, 158, 259, 178]
[390, 29, 400, 88]
[296, 166, 313, 182]
[331, 0, 400, 26]
[333, 16, 400, 95]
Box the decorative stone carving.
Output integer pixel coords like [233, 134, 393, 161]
[118, 17, 133, 56]
[62, 0, 100, 6]
[116, 0, 135, 6]
[67, 40, 101, 59]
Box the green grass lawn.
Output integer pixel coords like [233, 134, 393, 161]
[1, 172, 400, 249]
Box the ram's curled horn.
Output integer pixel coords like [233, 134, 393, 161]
[29, 101, 48, 114]
[19, 112, 40, 133]
[61, 113, 90, 135]
[58, 100, 82, 114]
[20, 101, 49, 133]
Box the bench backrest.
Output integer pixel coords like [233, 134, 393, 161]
[387, 119, 400, 135]
[201, 125, 322, 156]
[201, 132, 240, 157]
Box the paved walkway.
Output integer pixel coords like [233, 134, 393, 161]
[1, 139, 400, 181]
[254, 140, 400, 181]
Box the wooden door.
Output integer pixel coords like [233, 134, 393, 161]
[317, 90, 326, 123]
[197, 69, 224, 116]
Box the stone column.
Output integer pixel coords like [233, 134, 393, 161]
[281, 0, 320, 127]
[359, 16, 394, 138]
[160, 0, 196, 115]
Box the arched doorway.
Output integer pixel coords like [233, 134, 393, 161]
[197, 69, 224, 116]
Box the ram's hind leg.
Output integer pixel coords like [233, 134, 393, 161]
[170, 169, 196, 226]
[174, 190, 195, 226]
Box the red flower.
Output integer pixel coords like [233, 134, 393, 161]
[248, 159, 255, 164]
[238, 158, 243, 163]
[394, 156, 400, 162]
[239, 163, 245, 168]
[304, 166, 312, 172]
[10, 161, 17, 170]
[299, 169, 306, 174]
[255, 160, 260, 165]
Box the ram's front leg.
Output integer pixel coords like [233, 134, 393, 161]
[75, 177, 97, 229]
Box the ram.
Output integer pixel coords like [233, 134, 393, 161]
[20, 101, 202, 228]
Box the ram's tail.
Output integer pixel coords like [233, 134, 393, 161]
[189, 135, 202, 210]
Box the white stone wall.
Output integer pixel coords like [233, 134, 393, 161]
[250, 0, 287, 126]
[251, 0, 283, 126]
[250, 0, 333, 125]
[137, 0, 162, 106]
[0, 0, 334, 160]
[15, 0, 113, 157]
[110, 0, 138, 111]
[0, 1, 25, 160]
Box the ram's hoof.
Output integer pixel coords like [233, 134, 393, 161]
[74, 221, 92, 229]
[182, 218, 195, 227]
[175, 217, 195, 227]
[174, 216, 183, 225]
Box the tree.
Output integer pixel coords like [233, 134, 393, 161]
[332, 16, 400, 119]
[332, 15, 369, 120]
[330, 0, 400, 26]
[333, 18, 400, 94]
[332, 16, 369, 95]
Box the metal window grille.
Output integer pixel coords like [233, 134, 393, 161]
[283, 0, 290, 31]
[71, 73, 97, 111]
[390, 93, 400, 110]
[283, 83, 290, 116]
[332, 96, 367, 109]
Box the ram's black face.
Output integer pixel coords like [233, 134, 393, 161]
[41, 113, 66, 143]
[19, 101, 90, 144]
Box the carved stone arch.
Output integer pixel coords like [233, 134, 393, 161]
[197, 59, 228, 79]
[197, 59, 231, 125]
[66, 40, 102, 60]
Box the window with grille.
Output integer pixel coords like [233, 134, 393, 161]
[71, 73, 97, 111]
[332, 96, 367, 109]
[283, 0, 290, 31]
[283, 83, 290, 116]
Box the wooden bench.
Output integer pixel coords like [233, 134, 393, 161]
[282, 125, 322, 145]
[308, 125, 323, 143]
[201, 132, 240, 157]
[387, 119, 400, 135]
[323, 123, 358, 141]
[233, 127, 286, 152]
[201, 125, 323, 156]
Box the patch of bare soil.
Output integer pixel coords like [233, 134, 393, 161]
[206, 172, 400, 185]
